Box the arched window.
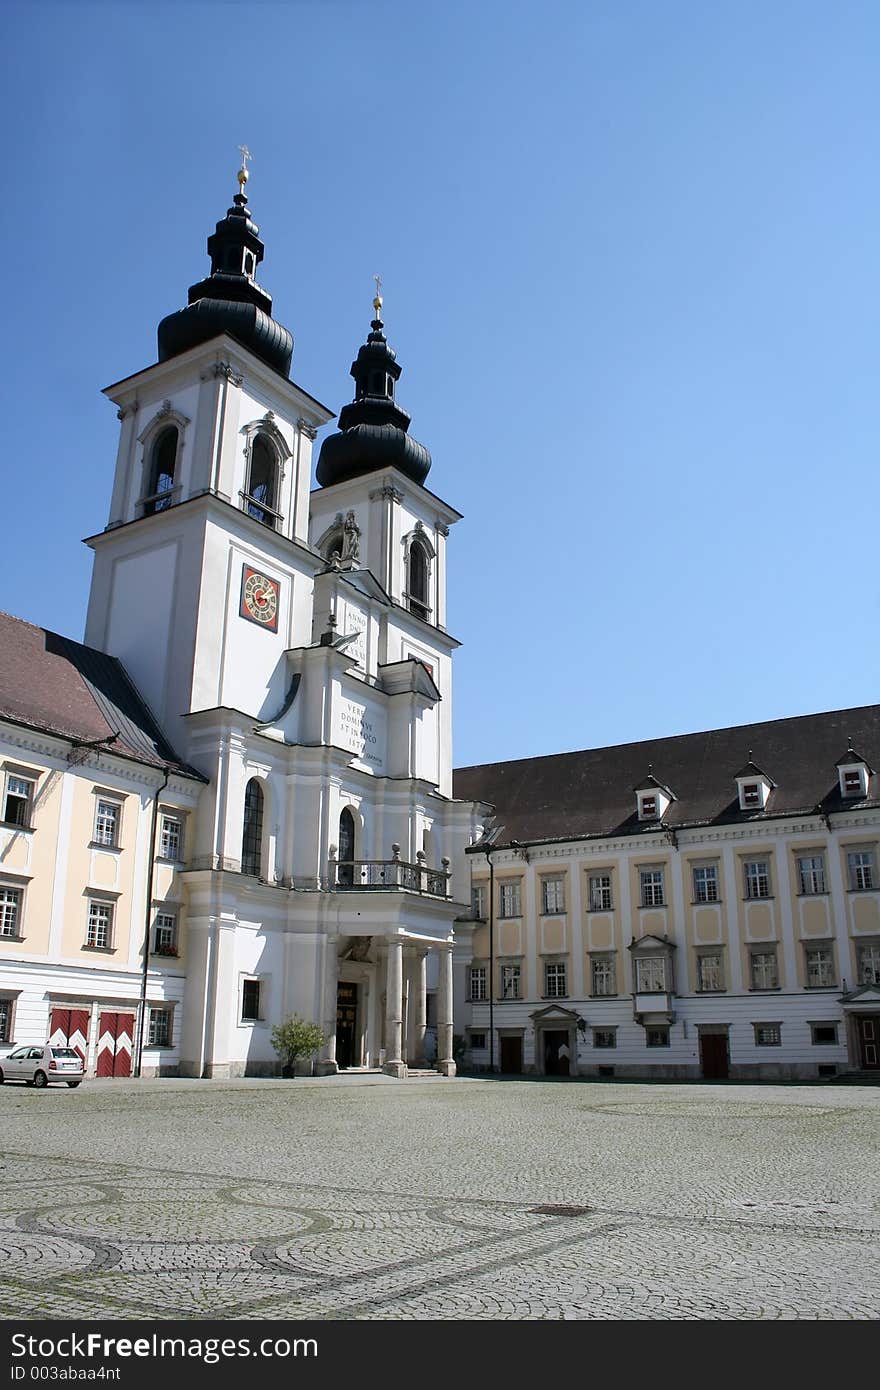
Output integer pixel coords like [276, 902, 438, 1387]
[338, 807, 355, 886]
[145, 427, 178, 515]
[241, 779, 264, 877]
[407, 538, 430, 620]
[246, 434, 279, 528]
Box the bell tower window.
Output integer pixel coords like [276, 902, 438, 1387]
[241, 779, 264, 877]
[244, 433, 281, 529]
[407, 538, 430, 620]
[337, 807, 356, 886]
[144, 427, 178, 515]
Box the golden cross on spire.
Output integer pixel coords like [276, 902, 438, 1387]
[237, 144, 252, 193]
[373, 273, 383, 316]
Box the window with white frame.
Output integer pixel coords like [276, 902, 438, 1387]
[469, 966, 487, 1001]
[0, 885, 22, 938]
[159, 813, 183, 861]
[588, 873, 613, 911]
[153, 911, 178, 956]
[749, 949, 778, 990]
[692, 864, 719, 903]
[753, 1022, 781, 1046]
[241, 978, 262, 1022]
[640, 794, 657, 819]
[640, 868, 664, 907]
[848, 850, 876, 892]
[2, 773, 34, 828]
[741, 782, 761, 807]
[147, 1008, 172, 1047]
[635, 956, 667, 993]
[805, 945, 836, 988]
[93, 798, 121, 848]
[697, 952, 724, 992]
[842, 767, 867, 797]
[85, 899, 114, 949]
[744, 859, 771, 899]
[499, 881, 521, 918]
[857, 942, 880, 985]
[797, 854, 826, 895]
[541, 877, 565, 914]
[471, 883, 487, 919]
[500, 963, 521, 1000]
[544, 960, 567, 998]
[0, 997, 13, 1043]
[468, 1031, 487, 1050]
[593, 1028, 617, 1049]
[590, 954, 616, 996]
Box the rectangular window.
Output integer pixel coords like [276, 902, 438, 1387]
[0, 885, 22, 938]
[93, 799, 121, 848]
[797, 854, 826, 895]
[499, 881, 521, 918]
[857, 943, 880, 986]
[469, 966, 487, 1001]
[544, 961, 567, 998]
[2, 774, 33, 828]
[241, 978, 261, 1022]
[754, 1022, 781, 1046]
[159, 815, 182, 861]
[641, 796, 657, 818]
[742, 783, 761, 807]
[636, 957, 667, 992]
[645, 1026, 669, 1047]
[147, 1008, 171, 1047]
[500, 964, 521, 1000]
[640, 869, 664, 907]
[843, 769, 864, 795]
[697, 953, 724, 992]
[471, 884, 487, 919]
[86, 900, 114, 950]
[750, 950, 778, 990]
[541, 877, 565, 914]
[593, 1028, 617, 1049]
[692, 864, 719, 903]
[744, 860, 771, 899]
[469, 1032, 487, 1050]
[0, 998, 13, 1043]
[588, 874, 613, 912]
[153, 912, 178, 956]
[848, 850, 875, 892]
[810, 1023, 838, 1046]
[805, 946, 836, 988]
[590, 955, 616, 996]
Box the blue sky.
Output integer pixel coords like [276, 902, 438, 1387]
[3, 1, 878, 768]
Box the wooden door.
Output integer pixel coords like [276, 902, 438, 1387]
[857, 1017, 879, 1069]
[699, 1031, 729, 1079]
[96, 1012, 133, 1077]
[500, 1036, 522, 1074]
[48, 1008, 90, 1066]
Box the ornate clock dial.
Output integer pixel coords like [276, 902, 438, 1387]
[240, 565, 280, 631]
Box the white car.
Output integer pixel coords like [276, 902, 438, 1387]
[0, 1044, 84, 1088]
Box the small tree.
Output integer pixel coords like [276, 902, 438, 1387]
[270, 1015, 326, 1076]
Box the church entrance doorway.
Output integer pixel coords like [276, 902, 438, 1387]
[543, 1029, 571, 1076]
[336, 982, 358, 1069]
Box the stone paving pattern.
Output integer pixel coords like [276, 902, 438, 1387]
[0, 1075, 877, 1319]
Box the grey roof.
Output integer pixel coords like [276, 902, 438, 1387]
[0, 612, 204, 780]
[454, 704, 880, 847]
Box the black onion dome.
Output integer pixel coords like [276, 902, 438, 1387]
[316, 309, 431, 487]
[157, 185, 293, 377]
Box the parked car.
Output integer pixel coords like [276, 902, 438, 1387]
[0, 1045, 84, 1088]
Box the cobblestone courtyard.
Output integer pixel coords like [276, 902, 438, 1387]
[1, 1075, 878, 1320]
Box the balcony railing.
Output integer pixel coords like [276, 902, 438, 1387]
[327, 845, 451, 898]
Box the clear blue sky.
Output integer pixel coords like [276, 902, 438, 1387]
[3, 1, 878, 768]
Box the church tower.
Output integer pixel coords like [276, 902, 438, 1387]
[83, 164, 483, 1079]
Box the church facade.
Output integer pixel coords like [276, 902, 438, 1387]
[0, 167, 484, 1079]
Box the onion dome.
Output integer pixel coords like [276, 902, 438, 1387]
[157, 160, 293, 377]
[316, 287, 431, 488]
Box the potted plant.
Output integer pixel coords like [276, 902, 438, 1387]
[270, 1015, 327, 1078]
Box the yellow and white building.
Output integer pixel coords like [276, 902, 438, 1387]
[454, 711, 880, 1080]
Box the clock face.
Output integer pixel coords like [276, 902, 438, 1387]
[240, 565, 280, 632]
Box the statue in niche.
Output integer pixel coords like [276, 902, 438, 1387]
[342, 510, 361, 565]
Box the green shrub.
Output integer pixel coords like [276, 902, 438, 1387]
[270, 1015, 327, 1065]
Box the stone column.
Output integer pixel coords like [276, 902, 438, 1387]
[406, 949, 428, 1066]
[436, 945, 456, 1077]
[383, 937, 406, 1078]
[314, 935, 339, 1075]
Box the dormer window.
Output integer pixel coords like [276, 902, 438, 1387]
[837, 750, 871, 799]
[635, 774, 673, 822]
[640, 795, 657, 819]
[734, 760, 774, 812]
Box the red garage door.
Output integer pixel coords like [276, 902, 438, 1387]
[96, 1012, 134, 1078]
[49, 1008, 90, 1065]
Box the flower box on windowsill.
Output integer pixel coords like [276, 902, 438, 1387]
[153, 947, 179, 958]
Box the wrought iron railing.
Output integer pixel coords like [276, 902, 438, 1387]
[327, 846, 451, 897]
